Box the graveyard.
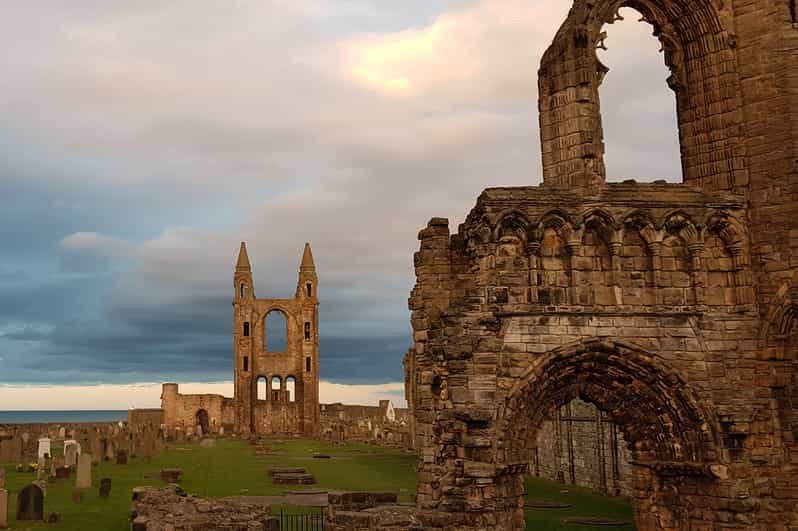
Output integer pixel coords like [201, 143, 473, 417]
[0, 436, 634, 530]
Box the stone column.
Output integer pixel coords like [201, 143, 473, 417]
[526, 241, 541, 303]
[648, 242, 663, 307]
[687, 243, 705, 305]
[565, 236, 582, 306]
[608, 230, 623, 305]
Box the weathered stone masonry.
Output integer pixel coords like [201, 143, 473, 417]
[401, 0, 798, 529]
[153, 243, 321, 437]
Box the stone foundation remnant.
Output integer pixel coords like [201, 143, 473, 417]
[131, 486, 279, 531]
[394, 0, 798, 529]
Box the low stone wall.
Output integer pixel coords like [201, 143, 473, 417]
[131, 485, 279, 530]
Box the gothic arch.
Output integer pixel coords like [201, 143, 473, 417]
[538, 0, 745, 191]
[496, 338, 720, 466]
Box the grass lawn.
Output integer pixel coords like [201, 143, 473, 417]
[524, 476, 636, 530]
[1, 438, 634, 530]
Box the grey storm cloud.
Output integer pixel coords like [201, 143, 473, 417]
[0, 1, 681, 386]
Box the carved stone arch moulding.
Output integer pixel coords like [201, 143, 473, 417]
[495, 338, 721, 467]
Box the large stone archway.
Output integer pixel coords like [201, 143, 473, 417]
[493, 339, 721, 529]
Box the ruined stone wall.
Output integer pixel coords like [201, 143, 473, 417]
[160, 384, 227, 435]
[127, 409, 164, 430]
[533, 399, 633, 497]
[319, 402, 413, 449]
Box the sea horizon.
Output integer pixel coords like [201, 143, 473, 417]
[0, 410, 128, 424]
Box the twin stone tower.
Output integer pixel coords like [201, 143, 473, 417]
[160, 243, 320, 437]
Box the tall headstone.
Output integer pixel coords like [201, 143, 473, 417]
[63, 440, 78, 467]
[58, 427, 66, 439]
[75, 454, 91, 489]
[90, 435, 102, 464]
[37, 438, 50, 460]
[16, 484, 43, 521]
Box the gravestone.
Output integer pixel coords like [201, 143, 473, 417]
[76, 453, 92, 489]
[0, 487, 7, 529]
[36, 457, 46, 480]
[0, 468, 5, 489]
[199, 438, 215, 448]
[37, 438, 50, 460]
[116, 449, 128, 465]
[64, 440, 79, 467]
[105, 439, 115, 461]
[90, 435, 102, 464]
[16, 483, 43, 521]
[58, 427, 65, 439]
[99, 478, 112, 498]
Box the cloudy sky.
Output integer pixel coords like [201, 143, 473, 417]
[0, 0, 679, 408]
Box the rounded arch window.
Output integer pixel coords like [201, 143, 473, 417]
[264, 310, 287, 352]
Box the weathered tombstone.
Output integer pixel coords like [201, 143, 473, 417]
[104, 439, 115, 461]
[36, 438, 50, 460]
[99, 478, 112, 498]
[116, 449, 128, 465]
[16, 483, 43, 521]
[36, 457, 46, 480]
[64, 440, 79, 467]
[90, 435, 102, 465]
[0, 487, 7, 529]
[46, 512, 59, 523]
[76, 453, 92, 489]
[196, 424, 203, 438]
[218, 426, 225, 436]
[55, 466, 71, 480]
[58, 427, 66, 439]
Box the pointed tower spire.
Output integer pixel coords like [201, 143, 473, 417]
[300, 242, 315, 272]
[297, 242, 318, 299]
[235, 242, 253, 300]
[236, 241, 251, 271]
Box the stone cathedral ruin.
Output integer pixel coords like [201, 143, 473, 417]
[398, 0, 798, 529]
[157, 243, 321, 437]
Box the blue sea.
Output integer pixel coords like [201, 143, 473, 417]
[0, 410, 128, 424]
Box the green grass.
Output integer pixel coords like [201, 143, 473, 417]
[524, 476, 636, 530]
[1, 438, 633, 530]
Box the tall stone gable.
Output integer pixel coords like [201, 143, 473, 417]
[233, 242, 320, 436]
[405, 0, 798, 529]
